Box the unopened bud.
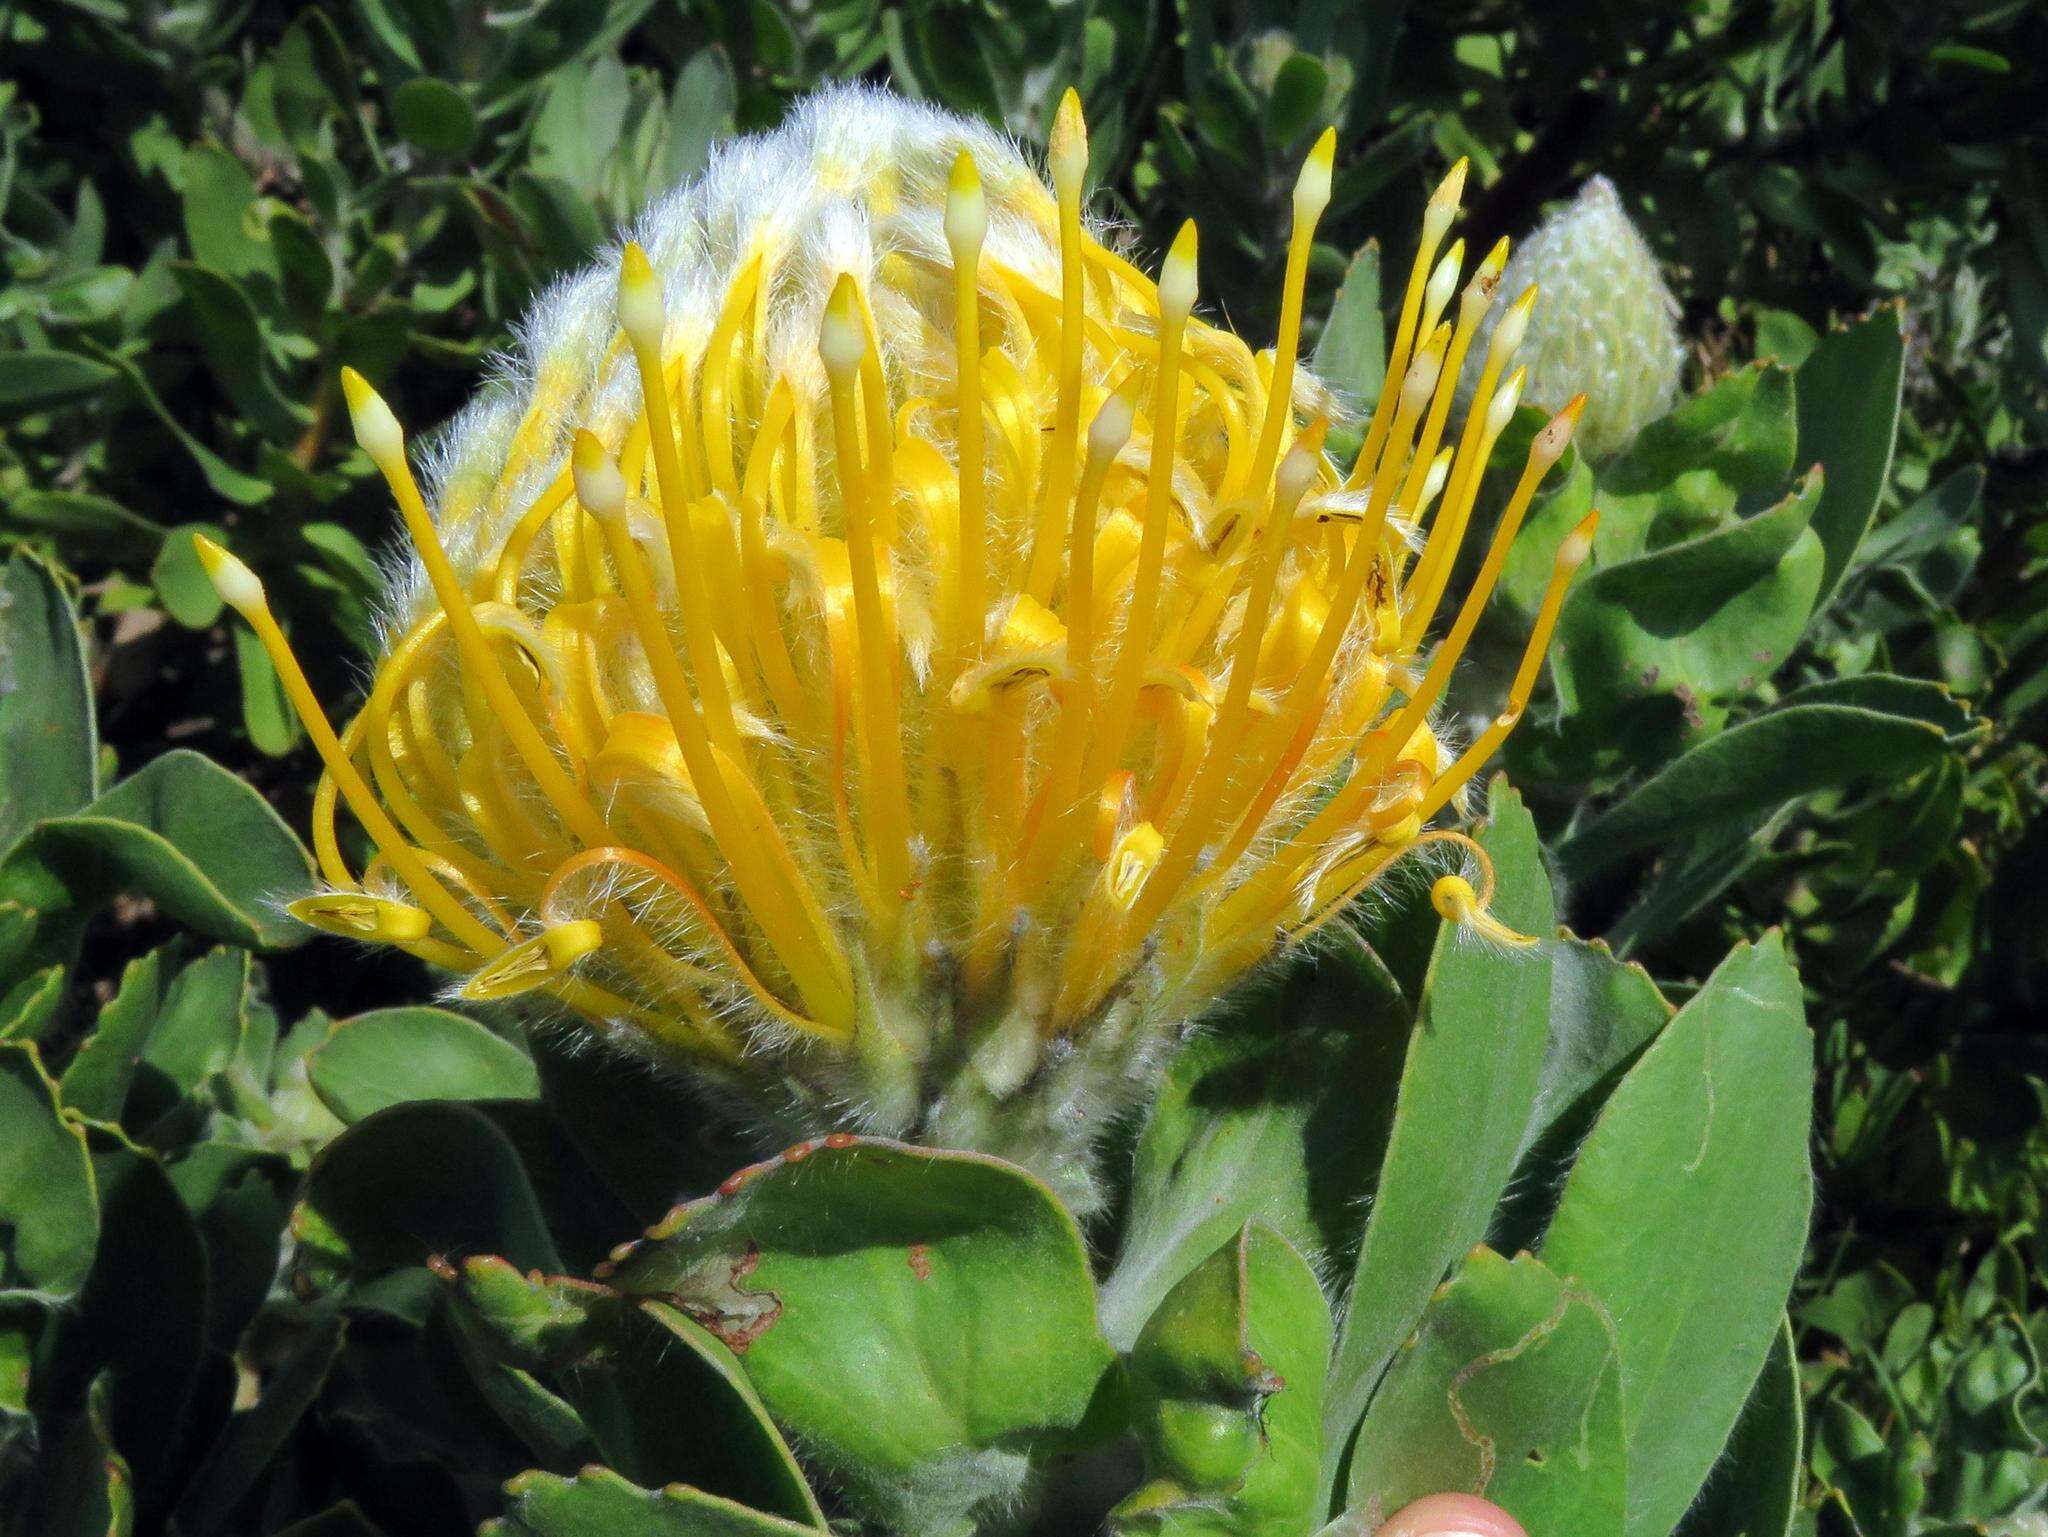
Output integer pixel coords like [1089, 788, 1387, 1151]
[618, 243, 668, 352]
[191, 534, 267, 618]
[819, 274, 866, 376]
[1158, 221, 1199, 318]
[339, 368, 404, 471]
[1470, 177, 1683, 457]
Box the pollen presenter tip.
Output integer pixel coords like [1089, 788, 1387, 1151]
[818, 273, 866, 374]
[617, 241, 666, 350]
[338, 367, 403, 468]
[1049, 88, 1088, 189]
[1158, 220, 1199, 317]
[191, 533, 265, 617]
[570, 429, 628, 518]
[1293, 126, 1337, 216]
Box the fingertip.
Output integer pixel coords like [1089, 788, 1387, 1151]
[1375, 1493, 1529, 1537]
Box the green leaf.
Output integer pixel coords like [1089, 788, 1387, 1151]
[1102, 939, 1407, 1348]
[1676, 1317, 1801, 1537]
[0, 965, 66, 1042]
[529, 1029, 738, 1221]
[0, 553, 97, 854]
[173, 1316, 345, 1530]
[1753, 309, 1818, 370]
[494, 1466, 825, 1537]
[1555, 696, 1955, 878]
[1523, 936, 1673, 1157]
[1807, 1398, 1909, 1535]
[508, 170, 606, 275]
[0, 348, 117, 411]
[1541, 934, 1813, 1537]
[0, 1041, 98, 1299]
[310, 1007, 541, 1122]
[134, 944, 251, 1103]
[1343, 1246, 1626, 1536]
[235, 623, 303, 756]
[1773, 673, 1983, 748]
[274, 1504, 388, 1537]
[606, 1137, 1114, 1533]
[664, 49, 738, 185]
[1595, 364, 1799, 553]
[390, 77, 479, 156]
[1266, 54, 1329, 145]
[180, 144, 277, 283]
[1115, 1223, 1332, 1537]
[268, 205, 336, 317]
[61, 1144, 210, 1495]
[80, 343, 274, 506]
[1314, 242, 1383, 421]
[1494, 936, 1675, 1251]
[3, 491, 163, 560]
[169, 263, 306, 439]
[1551, 468, 1825, 726]
[441, 1259, 824, 1525]
[151, 521, 229, 628]
[301, 1101, 561, 1275]
[1604, 807, 1794, 960]
[1499, 447, 1598, 619]
[1321, 780, 1554, 1473]
[61, 947, 168, 1121]
[15, 1374, 134, 1537]
[529, 56, 629, 192]
[0, 748, 313, 953]
[167, 1142, 295, 1351]
[1794, 306, 1905, 608]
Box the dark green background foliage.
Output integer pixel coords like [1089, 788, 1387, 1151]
[2, 1, 2045, 1533]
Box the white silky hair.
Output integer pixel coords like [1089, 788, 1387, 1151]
[385, 84, 1070, 633]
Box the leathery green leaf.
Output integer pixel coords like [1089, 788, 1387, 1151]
[0, 1041, 98, 1299]
[1316, 242, 1383, 442]
[1676, 1317, 1802, 1537]
[300, 1101, 561, 1275]
[1795, 305, 1904, 606]
[173, 1315, 346, 1531]
[16, 1372, 134, 1537]
[60, 942, 253, 1128]
[1102, 937, 1408, 1349]
[0, 749, 313, 952]
[0, 553, 97, 854]
[1590, 363, 1799, 559]
[1344, 1246, 1626, 1536]
[1541, 934, 1813, 1537]
[1556, 699, 1952, 879]
[604, 1137, 1113, 1536]
[439, 1258, 823, 1527]
[1115, 1223, 1332, 1537]
[0, 348, 118, 411]
[1493, 936, 1674, 1251]
[310, 1007, 540, 1123]
[1550, 468, 1825, 723]
[1321, 779, 1555, 1478]
[62, 1143, 210, 1497]
[493, 1465, 825, 1537]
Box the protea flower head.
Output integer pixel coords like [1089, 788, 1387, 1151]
[1473, 175, 1682, 459]
[198, 86, 1593, 1207]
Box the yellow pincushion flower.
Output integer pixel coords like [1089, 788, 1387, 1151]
[198, 86, 1592, 1202]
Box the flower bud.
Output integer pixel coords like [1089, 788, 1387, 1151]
[1472, 176, 1683, 458]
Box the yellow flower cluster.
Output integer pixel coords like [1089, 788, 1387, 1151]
[199, 87, 1590, 1170]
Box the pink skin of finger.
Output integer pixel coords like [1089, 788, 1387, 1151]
[1376, 1494, 1529, 1537]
